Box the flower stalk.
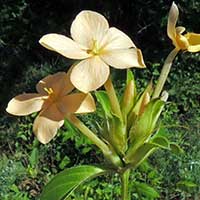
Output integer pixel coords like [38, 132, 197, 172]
[121, 169, 130, 200]
[152, 48, 178, 99]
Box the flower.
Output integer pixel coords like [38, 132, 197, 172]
[168, 2, 200, 52]
[6, 72, 95, 144]
[39, 11, 145, 93]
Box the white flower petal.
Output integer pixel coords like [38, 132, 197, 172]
[39, 33, 90, 59]
[70, 56, 110, 92]
[100, 48, 145, 69]
[176, 26, 185, 34]
[6, 94, 45, 116]
[71, 10, 109, 49]
[100, 27, 136, 50]
[33, 104, 64, 144]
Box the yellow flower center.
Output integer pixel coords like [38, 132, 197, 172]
[87, 40, 101, 55]
[44, 87, 59, 103]
[44, 87, 54, 95]
[176, 34, 189, 50]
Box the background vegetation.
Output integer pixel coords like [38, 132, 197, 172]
[0, 0, 199, 199]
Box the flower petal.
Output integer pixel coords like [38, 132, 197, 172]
[39, 33, 90, 59]
[167, 2, 179, 42]
[70, 10, 109, 49]
[100, 27, 136, 50]
[100, 48, 145, 69]
[6, 94, 45, 116]
[57, 93, 96, 114]
[33, 104, 64, 144]
[185, 33, 200, 52]
[70, 56, 110, 92]
[176, 26, 185, 34]
[36, 72, 74, 96]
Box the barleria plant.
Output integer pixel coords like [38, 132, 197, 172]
[6, 2, 200, 200]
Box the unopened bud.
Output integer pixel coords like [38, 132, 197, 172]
[139, 92, 150, 115]
[160, 91, 169, 102]
[121, 80, 135, 115]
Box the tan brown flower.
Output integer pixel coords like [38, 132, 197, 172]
[6, 72, 95, 144]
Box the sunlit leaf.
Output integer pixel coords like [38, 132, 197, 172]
[126, 69, 134, 84]
[95, 91, 112, 118]
[128, 99, 165, 153]
[177, 180, 197, 189]
[29, 148, 39, 167]
[124, 143, 156, 166]
[40, 165, 106, 200]
[134, 181, 160, 198]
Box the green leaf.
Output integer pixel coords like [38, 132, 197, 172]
[58, 156, 71, 170]
[40, 165, 106, 200]
[129, 99, 165, 153]
[134, 182, 160, 198]
[177, 180, 197, 188]
[170, 143, 184, 155]
[153, 127, 168, 138]
[151, 136, 170, 149]
[29, 148, 39, 167]
[126, 69, 134, 84]
[95, 91, 112, 118]
[124, 143, 157, 167]
[108, 116, 127, 154]
[64, 120, 77, 136]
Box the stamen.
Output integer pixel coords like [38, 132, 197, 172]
[44, 87, 54, 95]
[87, 40, 100, 55]
[93, 40, 99, 55]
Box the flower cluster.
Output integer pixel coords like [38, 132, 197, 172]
[7, 9, 145, 144]
[6, 72, 95, 143]
[6, 2, 200, 149]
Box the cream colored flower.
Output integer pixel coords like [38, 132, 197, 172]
[39, 11, 145, 93]
[168, 2, 200, 52]
[6, 72, 95, 144]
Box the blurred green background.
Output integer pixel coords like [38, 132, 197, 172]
[0, 0, 199, 199]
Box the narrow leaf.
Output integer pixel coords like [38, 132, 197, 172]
[124, 143, 157, 167]
[170, 143, 184, 155]
[177, 180, 197, 188]
[126, 69, 134, 84]
[95, 91, 112, 118]
[134, 182, 160, 198]
[151, 136, 170, 149]
[128, 99, 165, 153]
[29, 148, 39, 167]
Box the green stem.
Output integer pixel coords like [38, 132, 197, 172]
[66, 114, 123, 167]
[121, 169, 130, 200]
[104, 76, 122, 120]
[152, 48, 179, 99]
